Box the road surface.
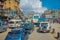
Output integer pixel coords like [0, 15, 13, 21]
[0, 23, 60, 40]
[28, 27, 56, 40]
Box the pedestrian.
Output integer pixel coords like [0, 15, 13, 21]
[57, 32, 60, 38]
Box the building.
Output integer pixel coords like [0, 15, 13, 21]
[0, 0, 6, 16]
[0, 0, 8, 20]
[44, 9, 54, 22]
[58, 9, 60, 18]
[0, 0, 24, 19]
[3, 0, 21, 19]
[3, 0, 20, 10]
[44, 10, 53, 19]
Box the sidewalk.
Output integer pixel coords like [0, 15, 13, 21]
[50, 23, 60, 39]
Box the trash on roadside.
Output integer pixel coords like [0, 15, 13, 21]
[51, 28, 55, 34]
[57, 32, 60, 39]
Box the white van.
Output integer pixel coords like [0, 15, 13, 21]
[8, 19, 22, 28]
[39, 22, 51, 32]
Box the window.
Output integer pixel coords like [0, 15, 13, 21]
[9, 0, 11, 4]
[41, 23, 48, 27]
[9, 1, 11, 4]
[9, 21, 14, 24]
[9, 0, 10, 1]
[4, 2, 6, 4]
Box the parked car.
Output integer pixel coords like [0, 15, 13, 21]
[5, 28, 29, 40]
[0, 20, 7, 33]
[38, 22, 51, 33]
[20, 21, 34, 34]
[8, 19, 22, 28]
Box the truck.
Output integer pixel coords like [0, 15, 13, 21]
[33, 14, 40, 25]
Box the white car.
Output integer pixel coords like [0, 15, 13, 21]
[39, 22, 51, 32]
[8, 19, 22, 28]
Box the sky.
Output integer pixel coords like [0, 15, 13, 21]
[20, 0, 60, 14]
[41, 0, 60, 10]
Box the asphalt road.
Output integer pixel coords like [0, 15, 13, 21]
[28, 27, 56, 40]
[0, 23, 60, 40]
[0, 28, 11, 40]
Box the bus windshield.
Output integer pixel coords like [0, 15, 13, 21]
[34, 16, 39, 19]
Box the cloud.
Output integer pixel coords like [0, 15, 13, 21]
[20, 0, 47, 14]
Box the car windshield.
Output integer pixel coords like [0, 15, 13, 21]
[41, 23, 48, 27]
[9, 21, 14, 24]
